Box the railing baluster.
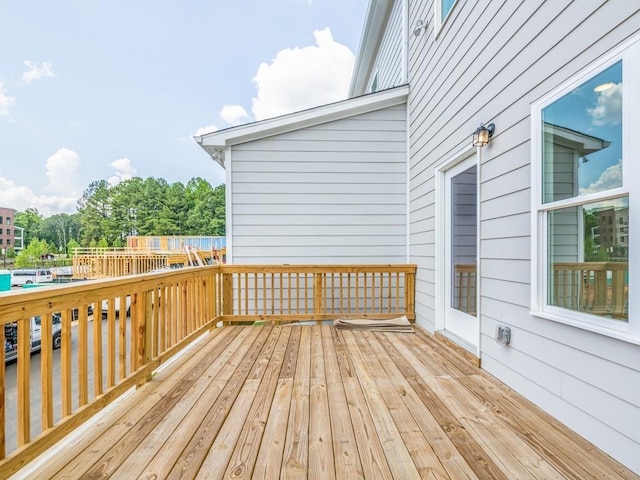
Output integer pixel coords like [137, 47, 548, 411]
[119, 297, 127, 381]
[107, 300, 116, 388]
[304, 273, 309, 314]
[92, 302, 103, 398]
[61, 309, 73, 417]
[279, 273, 283, 315]
[254, 273, 258, 316]
[17, 318, 30, 446]
[41, 313, 53, 431]
[243, 273, 249, 316]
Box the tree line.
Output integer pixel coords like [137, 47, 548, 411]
[9, 177, 224, 266]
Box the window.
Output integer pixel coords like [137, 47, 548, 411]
[6, 217, 10, 225]
[532, 40, 640, 342]
[0, 217, 3, 224]
[435, 0, 458, 32]
[5, 229, 9, 236]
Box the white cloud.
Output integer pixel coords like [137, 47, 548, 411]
[22, 60, 56, 84]
[580, 158, 622, 195]
[219, 104, 249, 126]
[0, 148, 82, 215]
[251, 28, 355, 120]
[194, 124, 219, 137]
[0, 83, 16, 116]
[588, 83, 622, 126]
[45, 148, 81, 195]
[107, 158, 137, 186]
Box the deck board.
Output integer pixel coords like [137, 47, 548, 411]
[15, 324, 639, 480]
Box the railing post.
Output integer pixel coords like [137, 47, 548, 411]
[405, 269, 416, 321]
[223, 272, 233, 324]
[313, 272, 325, 318]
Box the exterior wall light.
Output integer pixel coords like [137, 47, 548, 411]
[413, 19, 426, 37]
[472, 122, 495, 147]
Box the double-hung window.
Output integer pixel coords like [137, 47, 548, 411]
[532, 37, 640, 342]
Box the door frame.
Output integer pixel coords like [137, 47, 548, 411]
[435, 145, 481, 356]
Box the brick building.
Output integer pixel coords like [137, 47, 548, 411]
[0, 207, 17, 252]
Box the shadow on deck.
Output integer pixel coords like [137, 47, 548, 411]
[16, 324, 637, 480]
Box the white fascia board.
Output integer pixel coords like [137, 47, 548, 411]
[194, 84, 408, 168]
[348, 0, 394, 98]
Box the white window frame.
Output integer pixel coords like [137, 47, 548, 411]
[531, 35, 640, 344]
[434, 0, 459, 36]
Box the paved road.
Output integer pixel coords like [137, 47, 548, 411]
[4, 317, 132, 455]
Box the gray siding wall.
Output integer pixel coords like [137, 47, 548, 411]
[368, 0, 404, 92]
[230, 104, 407, 264]
[406, 0, 640, 472]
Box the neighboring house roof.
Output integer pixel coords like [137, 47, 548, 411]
[195, 84, 408, 168]
[348, 0, 395, 98]
[543, 121, 611, 154]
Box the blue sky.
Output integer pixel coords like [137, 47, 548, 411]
[0, 0, 368, 215]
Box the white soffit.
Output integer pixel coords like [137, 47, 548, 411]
[195, 84, 408, 168]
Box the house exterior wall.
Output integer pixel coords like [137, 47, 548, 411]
[229, 104, 407, 264]
[367, 0, 404, 93]
[401, 0, 640, 472]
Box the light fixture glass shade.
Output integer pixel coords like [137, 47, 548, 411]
[472, 123, 495, 147]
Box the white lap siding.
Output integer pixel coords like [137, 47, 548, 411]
[230, 104, 407, 264]
[406, 0, 640, 472]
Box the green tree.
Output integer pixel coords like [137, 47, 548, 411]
[77, 180, 114, 245]
[15, 208, 43, 246]
[75, 176, 225, 245]
[40, 213, 81, 253]
[67, 239, 80, 256]
[184, 180, 225, 235]
[15, 238, 50, 268]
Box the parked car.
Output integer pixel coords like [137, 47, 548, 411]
[101, 296, 131, 319]
[10, 269, 53, 286]
[4, 314, 62, 363]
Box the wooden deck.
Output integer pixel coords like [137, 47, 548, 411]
[18, 324, 637, 480]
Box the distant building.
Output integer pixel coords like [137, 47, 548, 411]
[593, 206, 629, 258]
[0, 207, 17, 253]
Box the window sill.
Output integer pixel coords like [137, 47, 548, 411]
[529, 309, 640, 346]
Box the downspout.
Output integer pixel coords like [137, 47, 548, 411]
[224, 146, 233, 264]
[403, 0, 410, 263]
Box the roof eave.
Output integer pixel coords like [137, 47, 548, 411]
[195, 85, 409, 167]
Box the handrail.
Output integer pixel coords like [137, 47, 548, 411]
[0, 266, 222, 478]
[0, 263, 416, 478]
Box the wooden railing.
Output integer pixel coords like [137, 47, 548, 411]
[0, 263, 416, 478]
[0, 266, 222, 478]
[454, 264, 476, 315]
[552, 262, 628, 320]
[220, 265, 416, 323]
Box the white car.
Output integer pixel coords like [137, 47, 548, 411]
[100, 296, 132, 318]
[4, 315, 62, 363]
